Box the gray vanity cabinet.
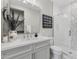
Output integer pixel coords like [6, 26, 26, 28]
[1, 45, 32, 59]
[1, 40, 50, 59]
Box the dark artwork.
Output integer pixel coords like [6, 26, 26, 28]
[42, 14, 53, 28]
[2, 7, 24, 33]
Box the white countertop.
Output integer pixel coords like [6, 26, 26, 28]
[1, 36, 52, 51]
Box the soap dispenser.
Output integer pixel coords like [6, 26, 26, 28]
[34, 33, 38, 38]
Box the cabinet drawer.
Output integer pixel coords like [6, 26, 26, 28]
[34, 40, 50, 50]
[2, 44, 32, 56]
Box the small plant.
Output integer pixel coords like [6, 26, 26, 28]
[2, 7, 24, 31]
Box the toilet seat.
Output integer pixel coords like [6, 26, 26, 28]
[51, 46, 62, 54]
[50, 46, 63, 59]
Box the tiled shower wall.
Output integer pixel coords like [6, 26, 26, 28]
[53, 1, 77, 50]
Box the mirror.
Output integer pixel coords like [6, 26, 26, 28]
[1, 0, 41, 41]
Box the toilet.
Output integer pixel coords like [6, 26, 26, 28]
[50, 46, 63, 59]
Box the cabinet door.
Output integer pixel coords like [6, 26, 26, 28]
[8, 53, 32, 59]
[34, 45, 50, 59]
[2, 43, 32, 59]
[1, 54, 4, 59]
[4, 51, 32, 59]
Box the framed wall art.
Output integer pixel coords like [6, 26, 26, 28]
[42, 14, 53, 28]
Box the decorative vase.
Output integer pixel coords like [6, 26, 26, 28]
[8, 30, 17, 42]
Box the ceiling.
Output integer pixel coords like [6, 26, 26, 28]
[53, 0, 76, 8]
[52, 0, 77, 19]
[18, 0, 77, 20]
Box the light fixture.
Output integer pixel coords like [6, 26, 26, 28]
[18, 0, 21, 1]
[23, 0, 26, 3]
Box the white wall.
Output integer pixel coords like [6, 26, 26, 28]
[54, 14, 71, 50]
[71, 16, 77, 50]
[53, 2, 77, 50]
[71, 3, 77, 51]
[35, 0, 53, 37]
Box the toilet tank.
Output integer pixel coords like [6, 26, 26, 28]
[51, 46, 63, 59]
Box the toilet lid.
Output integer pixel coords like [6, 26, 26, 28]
[51, 46, 62, 52]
